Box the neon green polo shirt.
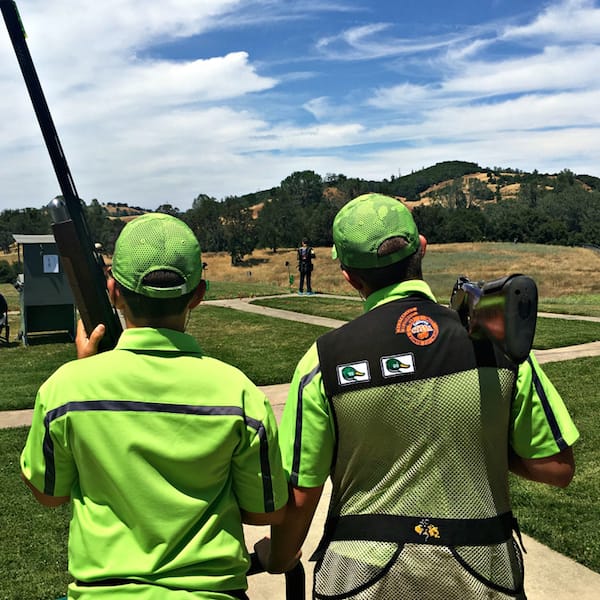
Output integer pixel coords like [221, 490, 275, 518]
[21, 328, 288, 598]
[280, 280, 579, 488]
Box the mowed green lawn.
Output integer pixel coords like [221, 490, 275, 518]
[0, 287, 598, 599]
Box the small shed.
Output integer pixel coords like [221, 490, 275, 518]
[12, 234, 76, 345]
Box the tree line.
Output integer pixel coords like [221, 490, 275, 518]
[1, 162, 599, 282]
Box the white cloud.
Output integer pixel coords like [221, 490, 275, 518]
[2, 0, 600, 212]
[315, 22, 473, 61]
[368, 83, 441, 111]
[444, 45, 600, 96]
[502, 0, 600, 43]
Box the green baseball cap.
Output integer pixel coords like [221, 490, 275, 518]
[331, 193, 420, 269]
[112, 213, 202, 298]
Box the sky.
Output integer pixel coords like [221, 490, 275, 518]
[1, 0, 600, 212]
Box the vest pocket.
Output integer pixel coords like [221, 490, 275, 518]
[314, 540, 402, 599]
[314, 539, 526, 600]
[450, 537, 525, 597]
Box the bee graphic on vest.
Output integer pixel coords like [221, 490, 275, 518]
[415, 518, 441, 541]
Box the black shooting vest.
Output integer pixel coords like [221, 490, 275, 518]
[314, 295, 526, 600]
[298, 246, 314, 273]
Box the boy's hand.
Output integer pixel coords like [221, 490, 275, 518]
[76, 319, 105, 359]
[254, 537, 302, 574]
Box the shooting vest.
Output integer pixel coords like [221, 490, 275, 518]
[298, 246, 314, 272]
[314, 295, 526, 600]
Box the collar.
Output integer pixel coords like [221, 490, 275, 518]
[363, 280, 437, 313]
[115, 327, 203, 354]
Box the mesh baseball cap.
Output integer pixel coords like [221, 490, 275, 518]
[112, 213, 202, 298]
[331, 193, 419, 269]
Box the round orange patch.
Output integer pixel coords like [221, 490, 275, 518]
[405, 314, 439, 346]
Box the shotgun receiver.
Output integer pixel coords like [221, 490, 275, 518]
[450, 274, 538, 363]
[1, 0, 122, 350]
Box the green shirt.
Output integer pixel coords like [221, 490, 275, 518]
[21, 328, 288, 596]
[280, 280, 580, 487]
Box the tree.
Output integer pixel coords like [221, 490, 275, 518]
[256, 195, 302, 253]
[0, 259, 18, 283]
[183, 194, 226, 252]
[303, 199, 338, 247]
[0, 225, 13, 253]
[156, 204, 181, 217]
[280, 170, 323, 207]
[3, 207, 51, 236]
[221, 196, 257, 265]
[82, 199, 124, 254]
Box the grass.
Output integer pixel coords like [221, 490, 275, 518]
[1, 282, 19, 312]
[173, 242, 600, 301]
[540, 294, 600, 318]
[510, 357, 600, 573]
[0, 338, 76, 411]
[252, 295, 363, 322]
[203, 280, 287, 301]
[190, 306, 328, 385]
[533, 317, 600, 349]
[3, 241, 600, 310]
[0, 427, 71, 600]
[0, 306, 329, 411]
[250, 296, 600, 349]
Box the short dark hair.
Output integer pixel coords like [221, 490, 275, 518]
[342, 236, 422, 291]
[116, 270, 195, 319]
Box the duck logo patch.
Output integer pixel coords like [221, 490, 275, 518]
[337, 360, 371, 385]
[381, 353, 416, 378]
[396, 307, 439, 346]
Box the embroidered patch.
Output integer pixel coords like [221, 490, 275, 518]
[336, 361, 371, 385]
[381, 353, 416, 378]
[396, 307, 439, 346]
[414, 518, 441, 541]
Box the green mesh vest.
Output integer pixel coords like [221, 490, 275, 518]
[314, 296, 526, 600]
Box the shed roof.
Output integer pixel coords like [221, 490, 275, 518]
[12, 234, 56, 245]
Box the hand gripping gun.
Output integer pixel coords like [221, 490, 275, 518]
[450, 274, 538, 364]
[1, 0, 123, 350]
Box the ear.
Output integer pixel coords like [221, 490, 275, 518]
[188, 280, 206, 309]
[341, 268, 365, 292]
[419, 234, 427, 258]
[107, 277, 123, 309]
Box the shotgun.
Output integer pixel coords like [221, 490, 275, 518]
[450, 274, 538, 364]
[1, 0, 122, 350]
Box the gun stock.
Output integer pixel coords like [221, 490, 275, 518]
[1, 0, 122, 350]
[450, 274, 538, 363]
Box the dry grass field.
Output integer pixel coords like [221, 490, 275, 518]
[200, 242, 600, 300]
[3, 241, 599, 308]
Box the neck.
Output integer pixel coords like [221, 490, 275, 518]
[123, 311, 188, 332]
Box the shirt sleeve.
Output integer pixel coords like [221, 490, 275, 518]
[20, 378, 77, 497]
[231, 384, 289, 513]
[279, 343, 335, 488]
[511, 352, 580, 459]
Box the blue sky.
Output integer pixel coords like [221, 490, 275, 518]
[1, 0, 600, 211]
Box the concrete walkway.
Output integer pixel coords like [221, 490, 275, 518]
[3, 296, 600, 599]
